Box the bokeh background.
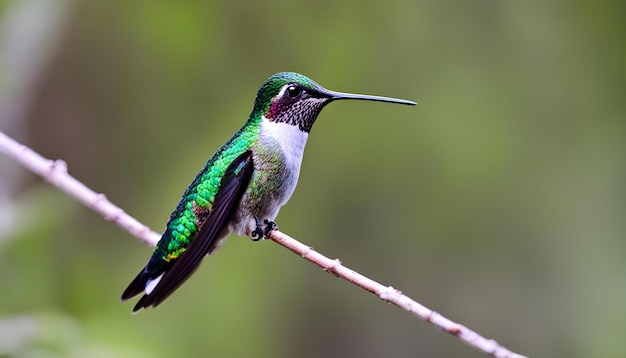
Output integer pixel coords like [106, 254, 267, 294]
[1, 0, 625, 357]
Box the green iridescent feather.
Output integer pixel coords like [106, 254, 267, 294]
[148, 118, 261, 269]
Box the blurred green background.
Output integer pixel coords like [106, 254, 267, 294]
[1, 0, 625, 357]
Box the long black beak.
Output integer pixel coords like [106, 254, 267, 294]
[323, 89, 417, 106]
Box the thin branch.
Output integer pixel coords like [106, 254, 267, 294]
[0, 131, 158, 246]
[0, 130, 527, 358]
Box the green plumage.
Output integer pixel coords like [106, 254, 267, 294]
[152, 117, 261, 267]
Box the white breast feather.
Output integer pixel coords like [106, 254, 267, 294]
[260, 115, 309, 176]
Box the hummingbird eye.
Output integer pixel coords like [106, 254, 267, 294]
[286, 85, 303, 98]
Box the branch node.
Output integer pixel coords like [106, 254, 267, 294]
[448, 323, 463, 336]
[50, 158, 67, 175]
[426, 310, 439, 323]
[324, 259, 342, 277]
[301, 245, 315, 259]
[89, 192, 106, 208]
[43, 159, 65, 183]
[379, 285, 398, 302]
[105, 207, 125, 222]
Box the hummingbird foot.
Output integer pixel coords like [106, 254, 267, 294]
[263, 219, 278, 237]
[251, 217, 278, 241]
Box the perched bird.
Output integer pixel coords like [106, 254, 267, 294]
[121, 72, 415, 312]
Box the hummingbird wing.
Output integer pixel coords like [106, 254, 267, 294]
[128, 150, 254, 311]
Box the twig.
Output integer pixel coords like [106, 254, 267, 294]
[0, 130, 527, 358]
[0, 131, 158, 246]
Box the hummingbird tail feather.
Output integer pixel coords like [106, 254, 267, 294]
[145, 274, 164, 295]
[120, 269, 150, 302]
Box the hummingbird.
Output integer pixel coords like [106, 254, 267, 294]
[121, 72, 415, 312]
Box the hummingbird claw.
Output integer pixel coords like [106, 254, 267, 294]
[251, 229, 263, 241]
[263, 219, 277, 237]
[251, 217, 264, 241]
[251, 217, 277, 241]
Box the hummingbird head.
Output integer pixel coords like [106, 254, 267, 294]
[252, 72, 416, 133]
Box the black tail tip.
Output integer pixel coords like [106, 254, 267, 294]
[121, 268, 150, 302]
